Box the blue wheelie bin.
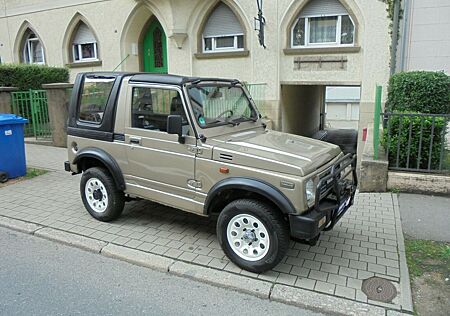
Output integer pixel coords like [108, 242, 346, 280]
[0, 114, 28, 181]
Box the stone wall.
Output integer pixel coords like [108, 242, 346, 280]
[0, 87, 17, 114]
[42, 83, 73, 148]
[359, 124, 389, 192]
[388, 172, 450, 196]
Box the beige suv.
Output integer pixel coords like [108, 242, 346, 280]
[64, 72, 357, 273]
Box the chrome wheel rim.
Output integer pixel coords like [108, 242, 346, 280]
[226, 214, 270, 261]
[85, 178, 108, 213]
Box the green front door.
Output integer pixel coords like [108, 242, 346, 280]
[143, 20, 168, 73]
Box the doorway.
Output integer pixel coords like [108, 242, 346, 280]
[143, 19, 167, 73]
[281, 84, 325, 137]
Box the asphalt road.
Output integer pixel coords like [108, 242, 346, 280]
[0, 227, 323, 316]
[398, 193, 450, 242]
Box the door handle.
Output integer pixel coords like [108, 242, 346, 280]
[129, 137, 141, 145]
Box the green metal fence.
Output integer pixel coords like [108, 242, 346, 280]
[373, 85, 382, 160]
[382, 112, 450, 173]
[245, 83, 267, 115]
[11, 90, 51, 139]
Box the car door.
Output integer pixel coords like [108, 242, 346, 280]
[124, 83, 199, 213]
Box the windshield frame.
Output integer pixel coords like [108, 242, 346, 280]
[185, 81, 260, 130]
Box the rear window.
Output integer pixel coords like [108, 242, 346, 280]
[78, 77, 115, 123]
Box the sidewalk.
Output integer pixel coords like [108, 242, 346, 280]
[398, 193, 450, 242]
[0, 144, 413, 314]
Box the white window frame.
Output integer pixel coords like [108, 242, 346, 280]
[72, 42, 98, 63]
[291, 14, 355, 48]
[23, 36, 45, 64]
[202, 34, 244, 53]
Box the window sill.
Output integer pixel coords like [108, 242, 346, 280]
[194, 50, 249, 59]
[66, 60, 103, 68]
[284, 46, 361, 55]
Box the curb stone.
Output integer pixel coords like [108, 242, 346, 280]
[169, 261, 272, 299]
[34, 227, 107, 253]
[0, 216, 42, 234]
[386, 310, 414, 316]
[101, 243, 174, 273]
[391, 194, 414, 312]
[271, 284, 386, 316]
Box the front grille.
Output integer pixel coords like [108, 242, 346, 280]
[318, 168, 334, 198]
[317, 156, 353, 199]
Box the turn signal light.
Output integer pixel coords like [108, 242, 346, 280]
[219, 167, 229, 174]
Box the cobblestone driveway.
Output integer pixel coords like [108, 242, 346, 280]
[0, 144, 412, 311]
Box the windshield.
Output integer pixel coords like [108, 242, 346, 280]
[187, 84, 258, 128]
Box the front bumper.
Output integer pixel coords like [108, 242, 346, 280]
[290, 153, 357, 240]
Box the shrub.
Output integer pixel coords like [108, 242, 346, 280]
[386, 71, 450, 114]
[0, 64, 69, 90]
[383, 113, 447, 170]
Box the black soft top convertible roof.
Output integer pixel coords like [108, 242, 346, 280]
[129, 73, 238, 86]
[81, 72, 238, 86]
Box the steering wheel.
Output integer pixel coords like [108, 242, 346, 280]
[217, 110, 233, 119]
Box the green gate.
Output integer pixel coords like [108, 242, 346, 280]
[11, 90, 51, 139]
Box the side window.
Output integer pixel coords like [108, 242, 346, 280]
[131, 87, 188, 133]
[291, 0, 355, 48]
[78, 77, 115, 123]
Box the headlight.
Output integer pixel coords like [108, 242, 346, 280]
[305, 179, 315, 207]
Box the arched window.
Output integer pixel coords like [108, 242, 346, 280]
[22, 30, 45, 64]
[71, 22, 98, 62]
[291, 0, 355, 48]
[202, 3, 244, 53]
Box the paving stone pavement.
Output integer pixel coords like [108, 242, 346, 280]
[0, 144, 412, 311]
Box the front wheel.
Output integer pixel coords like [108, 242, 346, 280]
[217, 199, 290, 273]
[80, 167, 125, 222]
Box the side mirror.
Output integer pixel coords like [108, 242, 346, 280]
[167, 115, 184, 143]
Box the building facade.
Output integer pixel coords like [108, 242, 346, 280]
[0, 0, 392, 156]
[397, 0, 450, 74]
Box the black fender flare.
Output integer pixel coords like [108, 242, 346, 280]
[73, 147, 126, 191]
[204, 177, 296, 215]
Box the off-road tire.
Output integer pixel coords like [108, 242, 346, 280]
[0, 171, 8, 183]
[217, 199, 290, 273]
[312, 129, 358, 155]
[80, 167, 125, 222]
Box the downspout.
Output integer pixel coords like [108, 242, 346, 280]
[390, 0, 401, 76]
[398, 0, 410, 72]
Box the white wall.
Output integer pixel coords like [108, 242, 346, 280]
[401, 0, 450, 73]
[325, 102, 359, 129]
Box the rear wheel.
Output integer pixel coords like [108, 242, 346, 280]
[0, 171, 8, 183]
[217, 199, 289, 273]
[80, 167, 125, 221]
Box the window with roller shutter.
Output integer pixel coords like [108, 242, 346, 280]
[72, 22, 98, 62]
[202, 3, 244, 53]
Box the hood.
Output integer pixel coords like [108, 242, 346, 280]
[209, 129, 341, 176]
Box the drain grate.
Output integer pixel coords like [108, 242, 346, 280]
[361, 277, 397, 303]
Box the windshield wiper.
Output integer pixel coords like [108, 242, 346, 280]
[224, 119, 238, 126]
[204, 119, 237, 127]
[230, 116, 258, 124]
